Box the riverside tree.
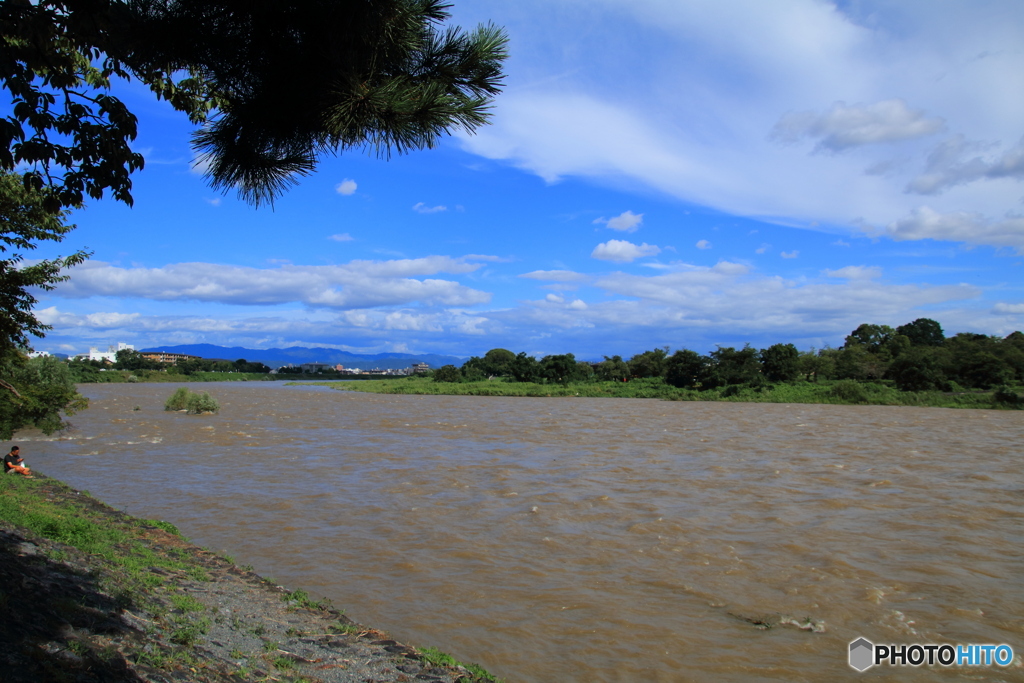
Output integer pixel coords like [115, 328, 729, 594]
[2, 0, 509, 209]
[0, 172, 88, 435]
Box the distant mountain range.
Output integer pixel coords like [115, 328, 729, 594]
[141, 344, 465, 370]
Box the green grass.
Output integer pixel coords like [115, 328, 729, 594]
[272, 655, 295, 670]
[297, 375, 1021, 409]
[282, 588, 330, 610]
[0, 478, 192, 582]
[169, 614, 211, 646]
[418, 646, 504, 682]
[169, 594, 205, 613]
[143, 518, 182, 536]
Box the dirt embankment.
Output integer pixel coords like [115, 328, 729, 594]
[0, 474, 498, 682]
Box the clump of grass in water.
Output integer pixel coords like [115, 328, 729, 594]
[164, 387, 220, 414]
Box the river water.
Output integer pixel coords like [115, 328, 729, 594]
[18, 382, 1024, 681]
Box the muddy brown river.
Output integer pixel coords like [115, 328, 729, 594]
[18, 382, 1024, 681]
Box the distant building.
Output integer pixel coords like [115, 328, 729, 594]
[140, 351, 201, 365]
[300, 362, 333, 373]
[410, 362, 430, 374]
[26, 350, 51, 359]
[78, 342, 134, 363]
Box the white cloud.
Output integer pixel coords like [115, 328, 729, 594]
[464, 260, 982, 349]
[591, 239, 661, 263]
[992, 303, 1024, 315]
[696, 240, 712, 250]
[594, 210, 644, 232]
[519, 269, 589, 282]
[884, 207, 1024, 252]
[328, 233, 354, 242]
[824, 266, 882, 280]
[454, 0, 1024, 251]
[413, 202, 447, 214]
[335, 179, 358, 195]
[781, 251, 799, 259]
[755, 243, 770, 254]
[205, 197, 222, 207]
[38, 305, 498, 352]
[906, 135, 1024, 195]
[772, 99, 944, 152]
[51, 258, 491, 309]
[545, 293, 564, 303]
[36, 307, 141, 329]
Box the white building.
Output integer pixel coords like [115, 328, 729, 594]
[80, 342, 134, 363]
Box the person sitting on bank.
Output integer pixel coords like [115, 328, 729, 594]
[4, 446, 32, 478]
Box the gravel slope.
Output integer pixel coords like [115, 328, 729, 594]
[0, 475, 498, 683]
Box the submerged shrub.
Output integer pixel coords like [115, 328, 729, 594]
[186, 391, 220, 414]
[164, 387, 220, 414]
[164, 387, 190, 411]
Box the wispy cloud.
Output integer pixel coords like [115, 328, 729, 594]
[824, 266, 882, 280]
[328, 233, 354, 242]
[772, 99, 944, 152]
[52, 258, 491, 309]
[906, 135, 1024, 195]
[457, 1, 1024, 250]
[413, 202, 447, 214]
[519, 270, 589, 282]
[885, 207, 1024, 253]
[593, 210, 644, 232]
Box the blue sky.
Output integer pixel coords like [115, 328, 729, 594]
[27, 0, 1024, 360]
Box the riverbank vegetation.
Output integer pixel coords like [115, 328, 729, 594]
[308, 374, 1018, 409]
[0, 353, 88, 439]
[67, 351, 276, 383]
[307, 319, 1024, 410]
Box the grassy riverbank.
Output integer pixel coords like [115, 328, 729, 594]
[300, 375, 1023, 409]
[72, 370, 279, 383]
[0, 473, 501, 683]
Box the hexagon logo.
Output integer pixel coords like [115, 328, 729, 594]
[849, 637, 874, 671]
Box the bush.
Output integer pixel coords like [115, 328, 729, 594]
[992, 386, 1022, 407]
[829, 380, 869, 404]
[164, 387, 220, 414]
[186, 391, 220, 414]
[432, 365, 462, 383]
[164, 387, 190, 411]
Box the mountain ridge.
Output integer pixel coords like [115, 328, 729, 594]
[140, 344, 465, 370]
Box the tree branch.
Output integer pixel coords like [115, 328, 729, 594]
[0, 377, 22, 399]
